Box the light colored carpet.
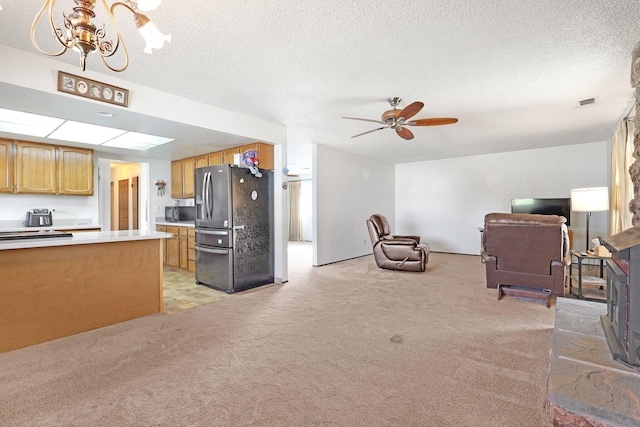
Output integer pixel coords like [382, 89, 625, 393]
[0, 250, 556, 426]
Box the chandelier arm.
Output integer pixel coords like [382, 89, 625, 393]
[95, 0, 132, 71]
[30, 0, 69, 56]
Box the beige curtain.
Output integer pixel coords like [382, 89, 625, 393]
[610, 117, 635, 235]
[288, 181, 303, 241]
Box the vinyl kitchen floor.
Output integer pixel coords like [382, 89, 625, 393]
[162, 267, 230, 314]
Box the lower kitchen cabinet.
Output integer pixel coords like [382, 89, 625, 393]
[157, 224, 194, 272]
[188, 228, 195, 272]
[179, 227, 188, 270]
[165, 226, 180, 267]
[156, 225, 167, 265]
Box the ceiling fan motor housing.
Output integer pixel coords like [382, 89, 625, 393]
[381, 109, 401, 123]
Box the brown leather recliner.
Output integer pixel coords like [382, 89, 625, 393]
[366, 214, 430, 272]
[481, 213, 570, 297]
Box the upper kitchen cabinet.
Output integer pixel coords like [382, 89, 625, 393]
[195, 154, 208, 169]
[0, 139, 14, 193]
[239, 142, 274, 170]
[171, 157, 196, 199]
[58, 146, 93, 195]
[222, 147, 240, 165]
[208, 151, 223, 166]
[0, 139, 93, 196]
[15, 141, 57, 194]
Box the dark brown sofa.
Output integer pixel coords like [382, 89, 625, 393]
[366, 214, 430, 272]
[481, 213, 570, 298]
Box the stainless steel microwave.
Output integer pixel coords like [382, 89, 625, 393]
[165, 206, 195, 222]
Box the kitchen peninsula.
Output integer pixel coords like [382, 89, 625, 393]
[0, 230, 171, 353]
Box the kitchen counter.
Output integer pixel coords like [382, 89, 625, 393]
[0, 230, 171, 250]
[0, 224, 103, 233]
[155, 220, 195, 227]
[0, 230, 170, 353]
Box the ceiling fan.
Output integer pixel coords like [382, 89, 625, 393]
[343, 97, 458, 140]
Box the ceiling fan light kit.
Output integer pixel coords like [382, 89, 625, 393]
[343, 97, 458, 140]
[31, 0, 171, 72]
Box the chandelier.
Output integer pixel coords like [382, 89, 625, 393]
[31, 0, 171, 72]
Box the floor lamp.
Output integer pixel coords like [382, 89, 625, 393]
[570, 187, 609, 251]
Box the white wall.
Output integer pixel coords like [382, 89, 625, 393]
[396, 141, 610, 255]
[313, 144, 395, 266]
[0, 192, 98, 225]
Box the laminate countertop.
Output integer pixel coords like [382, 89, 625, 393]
[155, 221, 195, 228]
[0, 230, 172, 251]
[0, 224, 102, 233]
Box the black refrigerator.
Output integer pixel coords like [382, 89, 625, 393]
[194, 164, 274, 293]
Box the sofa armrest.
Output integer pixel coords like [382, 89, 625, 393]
[380, 238, 418, 247]
[392, 234, 421, 243]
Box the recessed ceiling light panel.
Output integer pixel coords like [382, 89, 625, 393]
[103, 131, 174, 150]
[48, 121, 127, 145]
[0, 108, 64, 137]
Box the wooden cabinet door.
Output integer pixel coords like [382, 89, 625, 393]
[15, 141, 57, 194]
[179, 227, 189, 270]
[58, 146, 93, 195]
[223, 147, 240, 165]
[165, 226, 180, 267]
[208, 151, 223, 166]
[0, 139, 14, 193]
[171, 160, 183, 198]
[239, 142, 274, 170]
[156, 225, 167, 265]
[187, 228, 196, 272]
[181, 158, 195, 198]
[195, 154, 208, 169]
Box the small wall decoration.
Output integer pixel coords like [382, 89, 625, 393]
[57, 71, 129, 107]
[154, 180, 166, 196]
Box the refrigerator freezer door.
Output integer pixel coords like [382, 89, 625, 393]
[195, 228, 233, 248]
[195, 244, 233, 293]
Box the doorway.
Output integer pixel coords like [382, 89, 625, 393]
[107, 161, 143, 231]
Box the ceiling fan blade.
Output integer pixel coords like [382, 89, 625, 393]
[396, 127, 414, 140]
[351, 126, 388, 138]
[408, 118, 459, 126]
[398, 102, 424, 121]
[343, 117, 385, 124]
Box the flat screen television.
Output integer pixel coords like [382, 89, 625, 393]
[511, 198, 571, 226]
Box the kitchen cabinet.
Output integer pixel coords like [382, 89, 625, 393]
[171, 157, 196, 199]
[58, 146, 93, 195]
[179, 227, 188, 270]
[239, 142, 274, 170]
[157, 224, 194, 272]
[15, 141, 57, 194]
[222, 147, 240, 165]
[1, 139, 93, 195]
[156, 225, 167, 265]
[0, 139, 14, 193]
[195, 154, 208, 169]
[188, 228, 195, 272]
[208, 151, 223, 166]
[165, 226, 180, 267]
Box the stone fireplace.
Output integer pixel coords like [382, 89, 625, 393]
[602, 227, 640, 367]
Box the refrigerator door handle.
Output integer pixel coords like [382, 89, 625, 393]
[196, 245, 229, 255]
[205, 172, 212, 220]
[201, 172, 208, 220]
[196, 229, 229, 236]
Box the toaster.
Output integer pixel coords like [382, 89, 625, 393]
[24, 208, 53, 227]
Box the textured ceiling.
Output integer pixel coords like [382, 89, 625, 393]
[1, 1, 640, 173]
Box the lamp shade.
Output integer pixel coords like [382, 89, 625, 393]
[571, 187, 609, 212]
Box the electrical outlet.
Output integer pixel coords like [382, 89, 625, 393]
[153, 205, 159, 213]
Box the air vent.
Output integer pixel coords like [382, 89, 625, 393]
[579, 98, 595, 106]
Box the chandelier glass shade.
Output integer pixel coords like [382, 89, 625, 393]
[31, 0, 171, 72]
